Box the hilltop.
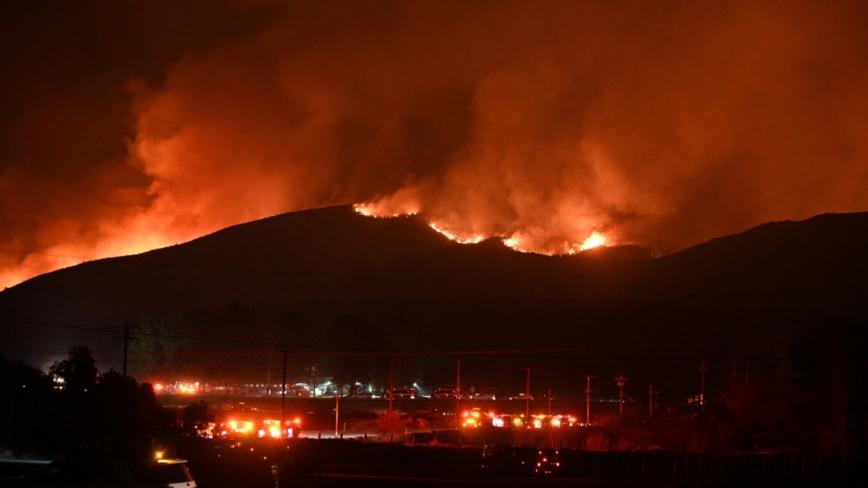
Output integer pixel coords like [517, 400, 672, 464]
[1, 206, 866, 385]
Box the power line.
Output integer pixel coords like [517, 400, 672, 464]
[0, 315, 797, 361]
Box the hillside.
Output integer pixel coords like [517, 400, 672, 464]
[648, 212, 868, 290]
[1, 206, 866, 380]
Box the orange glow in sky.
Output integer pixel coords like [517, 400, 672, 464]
[3, 0, 868, 289]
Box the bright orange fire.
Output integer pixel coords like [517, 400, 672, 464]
[352, 187, 422, 218]
[353, 203, 417, 218]
[352, 201, 613, 256]
[502, 237, 521, 251]
[579, 231, 607, 251]
[502, 235, 533, 253]
[428, 222, 484, 244]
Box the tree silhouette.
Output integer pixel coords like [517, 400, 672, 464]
[130, 312, 197, 378]
[179, 400, 214, 435]
[1, 353, 54, 452]
[49, 346, 97, 393]
[90, 371, 163, 443]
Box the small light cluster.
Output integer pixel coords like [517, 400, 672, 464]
[462, 410, 579, 429]
[217, 418, 302, 439]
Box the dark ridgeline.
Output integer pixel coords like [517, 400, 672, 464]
[0, 205, 866, 387]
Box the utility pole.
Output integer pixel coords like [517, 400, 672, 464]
[113, 323, 138, 379]
[281, 350, 287, 437]
[388, 360, 394, 417]
[582, 374, 595, 425]
[700, 359, 707, 410]
[265, 351, 272, 395]
[304, 365, 318, 397]
[525, 366, 531, 423]
[548, 388, 552, 416]
[122, 323, 129, 378]
[731, 359, 737, 397]
[456, 360, 461, 418]
[614, 373, 628, 417]
[648, 384, 658, 418]
[335, 392, 340, 437]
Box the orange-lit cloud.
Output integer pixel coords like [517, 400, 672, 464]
[2, 0, 868, 288]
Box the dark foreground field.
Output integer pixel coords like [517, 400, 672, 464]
[284, 441, 864, 488]
[3, 439, 865, 487]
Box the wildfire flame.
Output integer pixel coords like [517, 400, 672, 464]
[352, 188, 422, 218]
[353, 203, 613, 255]
[428, 222, 484, 244]
[353, 203, 417, 218]
[502, 235, 532, 253]
[579, 231, 607, 251]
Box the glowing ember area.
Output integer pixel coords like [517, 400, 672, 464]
[352, 204, 376, 217]
[502, 230, 613, 255]
[579, 231, 607, 251]
[503, 236, 532, 253]
[503, 237, 519, 250]
[428, 222, 484, 244]
[352, 203, 417, 218]
[352, 188, 422, 218]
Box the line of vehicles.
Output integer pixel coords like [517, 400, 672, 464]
[352, 387, 504, 400]
[464, 409, 580, 429]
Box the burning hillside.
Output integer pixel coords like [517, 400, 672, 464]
[354, 203, 610, 255]
[3, 1, 868, 289]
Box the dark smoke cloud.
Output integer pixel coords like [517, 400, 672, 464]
[2, 0, 867, 287]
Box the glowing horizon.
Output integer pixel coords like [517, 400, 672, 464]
[3, 1, 868, 288]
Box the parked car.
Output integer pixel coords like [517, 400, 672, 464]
[390, 388, 416, 399]
[0, 456, 197, 487]
[509, 393, 534, 401]
[352, 392, 377, 399]
[432, 388, 474, 399]
[431, 388, 458, 399]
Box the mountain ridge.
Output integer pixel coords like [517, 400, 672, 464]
[1, 205, 866, 371]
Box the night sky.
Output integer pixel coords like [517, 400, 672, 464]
[2, 0, 868, 289]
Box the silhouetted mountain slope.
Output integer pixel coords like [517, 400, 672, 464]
[648, 212, 868, 290]
[152, 204, 458, 269]
[1, 206, 866, 372]
[1, 207, 452, 314]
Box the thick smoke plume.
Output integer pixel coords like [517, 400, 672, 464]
[2, 0, 867, 288]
